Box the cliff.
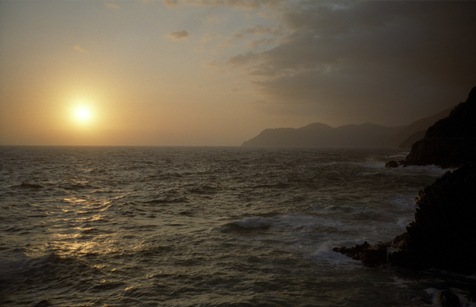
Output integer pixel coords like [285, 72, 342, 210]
[334, 164, 476, 274]
[390, 164, 476, 273]
[405, 87, 476, 167]
[335, 87, 476, 276]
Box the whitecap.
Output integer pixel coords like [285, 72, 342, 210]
[390, 194, 415, 208]
[396, 217, 412, 230]
[273, 213, 346, 232]
[425, 287, 476, 307]
[311, 242, 359, 267]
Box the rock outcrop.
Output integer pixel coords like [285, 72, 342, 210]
[335, 164, 476, 274]
[405, 87, 476, 167]
[384, 160, 399, 168]
[336, 87, 476, 275]
[394, 164, 476, 273]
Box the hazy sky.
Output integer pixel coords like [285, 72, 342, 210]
[1, 0, 475, 146]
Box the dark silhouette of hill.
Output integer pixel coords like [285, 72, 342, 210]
[242, 110, 451, 149]
[241, 123, 402, 148]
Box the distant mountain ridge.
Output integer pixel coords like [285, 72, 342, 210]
[242, 109, 452, 149]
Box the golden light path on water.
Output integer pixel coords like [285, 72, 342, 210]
[4, 147, 472, 306]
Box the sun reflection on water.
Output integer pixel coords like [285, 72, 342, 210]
[49, 233, 120, 258]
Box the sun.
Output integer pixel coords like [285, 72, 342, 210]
[71, 102, 94, 125]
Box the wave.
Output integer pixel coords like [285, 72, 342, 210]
[0, 252, 64, 283]
[425, 287, 476, 307]
[11, 182, 44, 189]
[219, 216, 272, 232]
[144, 197, 189, 204]
[3, 147, 469, 305]
[60, 182, 98, 191]
[188, 185, 219, 195]
[312, 242, 359, 267]
[311, 241, 362, 269]
[390, 193, 415, 208]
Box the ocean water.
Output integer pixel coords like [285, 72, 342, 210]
[1, 146, 475, 306]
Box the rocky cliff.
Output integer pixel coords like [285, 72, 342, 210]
[334, 164, 476, 274]
[335, 87, 476, 276]
[405, 87, 476, 167]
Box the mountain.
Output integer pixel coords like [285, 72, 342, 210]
[242, 123, 403, 148]
[242, 110, 452, 149]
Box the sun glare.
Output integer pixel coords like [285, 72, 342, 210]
[72, 103, 94, 125]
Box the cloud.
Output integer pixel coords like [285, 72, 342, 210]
[222, 25, 285, 52]
[233, 25, 283, 39]
[165, 0, 283, 9]
[104, 2, 121, 10]
[227, 1, 476, 125]
[162, 0, 178, 7]
[168, 30, 190, 41]
[73, 44, 88, 54]
[205, 13, 226, 24]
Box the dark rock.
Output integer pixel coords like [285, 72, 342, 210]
[410, 296, 432, 306]
[335, 164, 476, 274]
[398, 164, 476, 273]
[405, 137, 476, 168]
[336, 87, 476, 276]
[333, 242, 387, 267]
[438, 290, 461, 307]
[385, 160, 399, 168]
[405, 87, 476, 168]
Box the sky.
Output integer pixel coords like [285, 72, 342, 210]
[1, 0, 475, 146]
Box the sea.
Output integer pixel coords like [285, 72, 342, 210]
[1, 146, 475, 306]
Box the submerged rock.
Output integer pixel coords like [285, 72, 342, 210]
[438, 290, 461, 307]
[333, 241, 387, 267]
[385, 160, 399, 168]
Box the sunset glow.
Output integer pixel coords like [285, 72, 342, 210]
[72, 104, 93, 125]
[0, 1, 475, 146]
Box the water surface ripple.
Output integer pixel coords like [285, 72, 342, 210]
[0, 147, 473, 306]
